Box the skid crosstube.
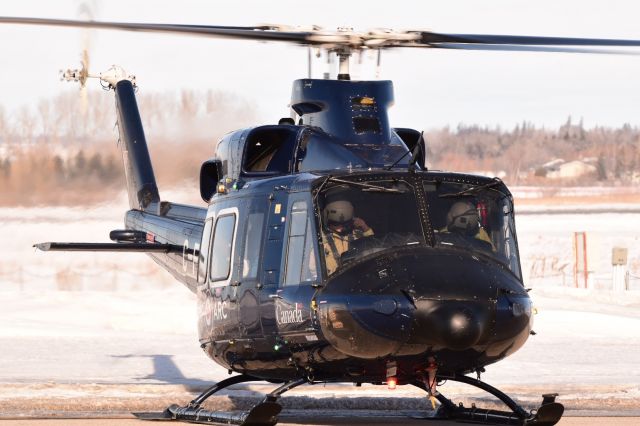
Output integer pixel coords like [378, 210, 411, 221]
[134, 375, 307, 426]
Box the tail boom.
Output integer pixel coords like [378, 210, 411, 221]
[114, 79, 160, 211]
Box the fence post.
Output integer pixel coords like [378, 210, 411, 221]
[612, 247, 628, 292]
[573, 232, 588, 288]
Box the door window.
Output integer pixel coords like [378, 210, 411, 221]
[283, 200, 318, 286]
[242, 212, 265, 279]
[209, 214, 236, 283]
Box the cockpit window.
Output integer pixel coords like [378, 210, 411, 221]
[317, 179, 424, 275]
[243, 127, 298, 174]
[424, 180, 521, 278]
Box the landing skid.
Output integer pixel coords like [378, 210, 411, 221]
[133, 375, 306, 426]
[413, 374, 564, 425]
[134, 373, 562, 426]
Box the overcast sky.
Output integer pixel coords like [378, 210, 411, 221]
[2, 0, 640, 130]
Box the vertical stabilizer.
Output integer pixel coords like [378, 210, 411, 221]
[114, 79, 160, 211]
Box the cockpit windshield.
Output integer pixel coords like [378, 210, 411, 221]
[317, 178, 424, 275]
[314, 175, 521, 279]
[424, 179, 521, 278]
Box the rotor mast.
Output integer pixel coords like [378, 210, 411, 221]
[333, 27, 355, 80]
[337, 50, 351, 80]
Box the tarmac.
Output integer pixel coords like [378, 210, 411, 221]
[2, 416, 640, 425]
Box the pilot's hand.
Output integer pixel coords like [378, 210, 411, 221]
[353, 217, 370, 232]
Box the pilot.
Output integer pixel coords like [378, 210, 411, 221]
[322, 199, 373, 275]
[445, 201, 495, 251]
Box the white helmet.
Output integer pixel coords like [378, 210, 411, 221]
[447, 201, 478, 234]
[324, 200, 354, 224]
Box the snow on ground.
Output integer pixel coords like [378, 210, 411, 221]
[0, 288, 206, 384]
[0, 201, 639, 413]
[517, 212, 640, 292]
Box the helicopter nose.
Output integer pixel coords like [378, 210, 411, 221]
[316, 290, 489, 359]
[317, 247, 530, 358]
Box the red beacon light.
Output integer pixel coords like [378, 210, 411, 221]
[387, 377, 397, 390]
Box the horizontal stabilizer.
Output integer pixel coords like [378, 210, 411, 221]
[34, 242, 188, 254]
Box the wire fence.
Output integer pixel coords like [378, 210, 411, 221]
[0, 263, 176, 291]
[525, 260, 640, 291]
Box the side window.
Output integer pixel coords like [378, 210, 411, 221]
[502, 203, 521, 279]
[197, 219, 214, 283]
[283, 201, 318, 286]
[301, 218, 318, 282]
[209, 214, 236, 283]
[242, 212, 265, 279]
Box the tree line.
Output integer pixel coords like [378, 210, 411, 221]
[0, 88, 257, 205]
[425, 117, 640, 184]
[1, 89, 639, 206]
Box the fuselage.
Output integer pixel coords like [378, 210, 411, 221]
[193, 170, 532, 384]
[106, 76, 532, 386]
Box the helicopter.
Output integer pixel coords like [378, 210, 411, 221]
[4, 16, 640, 426]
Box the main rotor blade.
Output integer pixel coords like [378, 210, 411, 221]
[3, 16, 640, 53]
[0, 16, 316, 44]
[423, 43, 640, 55]
[420, 32, 640, 47]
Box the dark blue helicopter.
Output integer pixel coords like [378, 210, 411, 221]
[5, 15, 640, 426]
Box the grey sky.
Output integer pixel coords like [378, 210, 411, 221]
[1, 0, 640, 130]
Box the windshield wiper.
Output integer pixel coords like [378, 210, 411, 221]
[326, 177, 405, 193]
[438, 178, 503, 198]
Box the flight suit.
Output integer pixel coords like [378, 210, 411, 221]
[438, 226, 496, 252]
[475, 227, 496, 251]
[322, 227, 374, 275]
